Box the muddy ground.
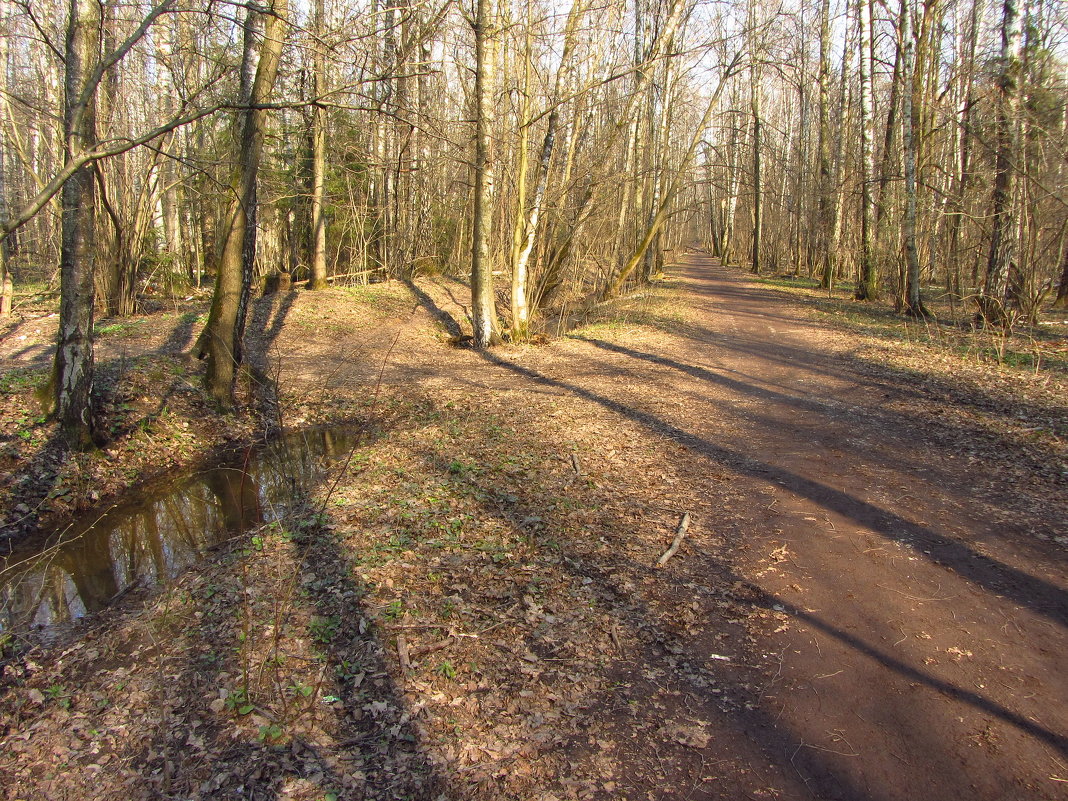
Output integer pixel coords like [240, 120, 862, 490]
[0, 256, 1066, 800]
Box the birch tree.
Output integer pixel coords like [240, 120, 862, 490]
[53, 0, 102, 447]
[855, 0, 878, 300]
[816, 0, 833, 288]
[470, 0, 500, 347]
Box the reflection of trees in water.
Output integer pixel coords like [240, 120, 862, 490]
[0, 568, 79, 630]
[0, 524, 122, 630]
[205, 467, 264, 534]
[1, 426, 362, 633]
[0, 469, 264, 630]
[54, 529, 119, 615]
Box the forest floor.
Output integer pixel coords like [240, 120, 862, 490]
[0, 254, 1066, 800]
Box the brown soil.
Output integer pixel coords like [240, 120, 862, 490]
[1, 256, 1065, 800]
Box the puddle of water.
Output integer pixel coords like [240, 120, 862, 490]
[0, 427, 362, 639]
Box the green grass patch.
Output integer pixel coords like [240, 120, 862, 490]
[815, 297, 1068, 374]
[753, 274, 825, 291]
[343, 281, 411, 313]
[12, 280, 51, 298]
[0, 367, 46, 394]
[94, 319, 144, 337]
[566, 284, 689, 340]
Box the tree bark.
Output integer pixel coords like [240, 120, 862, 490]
[749, 7, 762, 276]
[196, 0, 287, 405]
[308, 0, 328, 290]
[0, 0, 12, 316]
[53, 0, 102, 448]
[854, 0, 878, 300]
[944, 0, 982, 297]
[1053, 246, 1068, 308]
[980, 0, 1024, 325]
[470, 0, 500, 347]
[722, 98, 743, 266]
[817, 0, 833, 288]
[828, 12, 854, 290]
[874, 2, 905, 250]
[750, 96, 762, 275]
[507, 4, 535, 339]
[901, 0, 928, 317]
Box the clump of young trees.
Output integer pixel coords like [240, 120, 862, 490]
[0, 0, 1065, 447]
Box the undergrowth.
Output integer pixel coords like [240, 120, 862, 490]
[750, 272, 1068, 375]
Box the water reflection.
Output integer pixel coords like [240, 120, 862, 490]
[0, 427, 361, 637]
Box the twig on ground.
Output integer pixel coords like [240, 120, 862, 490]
[410, 637, 454, 659]
[396, 635, 411, 671]
[874, 583, 956, 602]
[656, 512, 691, 567]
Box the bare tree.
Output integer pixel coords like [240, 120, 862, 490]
[196, 0, 288, 405]
[900, 0, 928, 317]
[469, 0, 500, 347]
[52, 0, 103, 448]
[855, 0, 878, 300]
[307, 0, 329, 290]
[979, 0, 1025, 324]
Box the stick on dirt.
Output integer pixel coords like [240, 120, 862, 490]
[656, 512, 691, 567]
[396, 635, 411, 671]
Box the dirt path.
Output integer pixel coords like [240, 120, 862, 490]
[454, 255, 1066, 799]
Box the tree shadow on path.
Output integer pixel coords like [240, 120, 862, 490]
[402, 278, 463, 338]
[474, 349, 1067, 754]
[478, 352, 1067, 627]
[115, 465, 449, 799]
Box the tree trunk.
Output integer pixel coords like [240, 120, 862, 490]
[979, 0, 1023, 325]
[945, 0, 983, 297]
[901, 0, 927, 317]
[1053, 246, 1068, 308]
[750, 101, 762, 275]
[855, 0, 878, 300]
[196, 0, 287, 405]
[828, 14, 854, 290]
[308, 0, 328, 290]
[874, 2, 905, 244]
[722, 100, 743, 266]
[470, 0, 499, 347]
[0, 0, 12, 316]
[507, 4, 534, 339]
[53, 0, 102, 448]
[749, 9, 762, 276]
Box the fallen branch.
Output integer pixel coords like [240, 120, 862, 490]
[410, 636, 454, 659]
[324, 269, 385, 283]
[656, 512, 691, 567]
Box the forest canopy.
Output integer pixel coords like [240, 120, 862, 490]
[0, 0, 1066, 445]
